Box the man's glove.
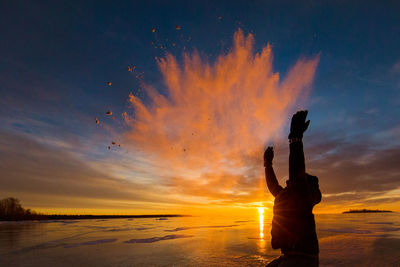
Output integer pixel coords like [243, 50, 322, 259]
[264, 146, 274, 167]
[288, 110, 310, 139]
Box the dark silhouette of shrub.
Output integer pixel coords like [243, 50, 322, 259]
[0, 197, 38, 220]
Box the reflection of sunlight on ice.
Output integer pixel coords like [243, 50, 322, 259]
[258, 207, 264, 239]
[258, 207, 266, 250]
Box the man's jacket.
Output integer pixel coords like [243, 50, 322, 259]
[266, 141, 321, 255]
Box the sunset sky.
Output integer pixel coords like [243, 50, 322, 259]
[1, 1, 400, 215]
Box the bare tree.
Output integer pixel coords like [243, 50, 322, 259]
[0, 197, 28, 219]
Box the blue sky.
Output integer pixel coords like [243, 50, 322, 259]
[1, 1, 399, 214]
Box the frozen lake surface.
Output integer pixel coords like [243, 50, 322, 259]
[1, 213, 400, 266]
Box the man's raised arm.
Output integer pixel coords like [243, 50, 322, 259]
[264, 147, 283, 197]
[288, 111, 310, 181]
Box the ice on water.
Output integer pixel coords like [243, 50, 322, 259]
[1, 213, 400, 266]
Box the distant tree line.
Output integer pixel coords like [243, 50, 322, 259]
[342, 209, 393, 214]
[0, 197, 189, 221]
[0, 197, 41, 220]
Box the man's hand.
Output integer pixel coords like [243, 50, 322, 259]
[264, 146, 274, 167]
[288, 110, 310, 139]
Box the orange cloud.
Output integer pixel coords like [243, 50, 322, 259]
[124, 29, 319, 205]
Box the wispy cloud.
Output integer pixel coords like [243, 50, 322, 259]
[0, 132, 193, 212]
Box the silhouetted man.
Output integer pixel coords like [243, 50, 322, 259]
[265, 110, 321, 267]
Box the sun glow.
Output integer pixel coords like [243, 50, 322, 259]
[258, 207, 264, 215]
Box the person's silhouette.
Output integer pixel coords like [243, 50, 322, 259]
[265, 110, 321, 267]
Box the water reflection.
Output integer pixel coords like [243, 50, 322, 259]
[258, 207, 264, 239]
[0, 221, 41, 251]
[258, 207, 266, 251]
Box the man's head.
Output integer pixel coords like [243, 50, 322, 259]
[306, 173, 319, 189]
